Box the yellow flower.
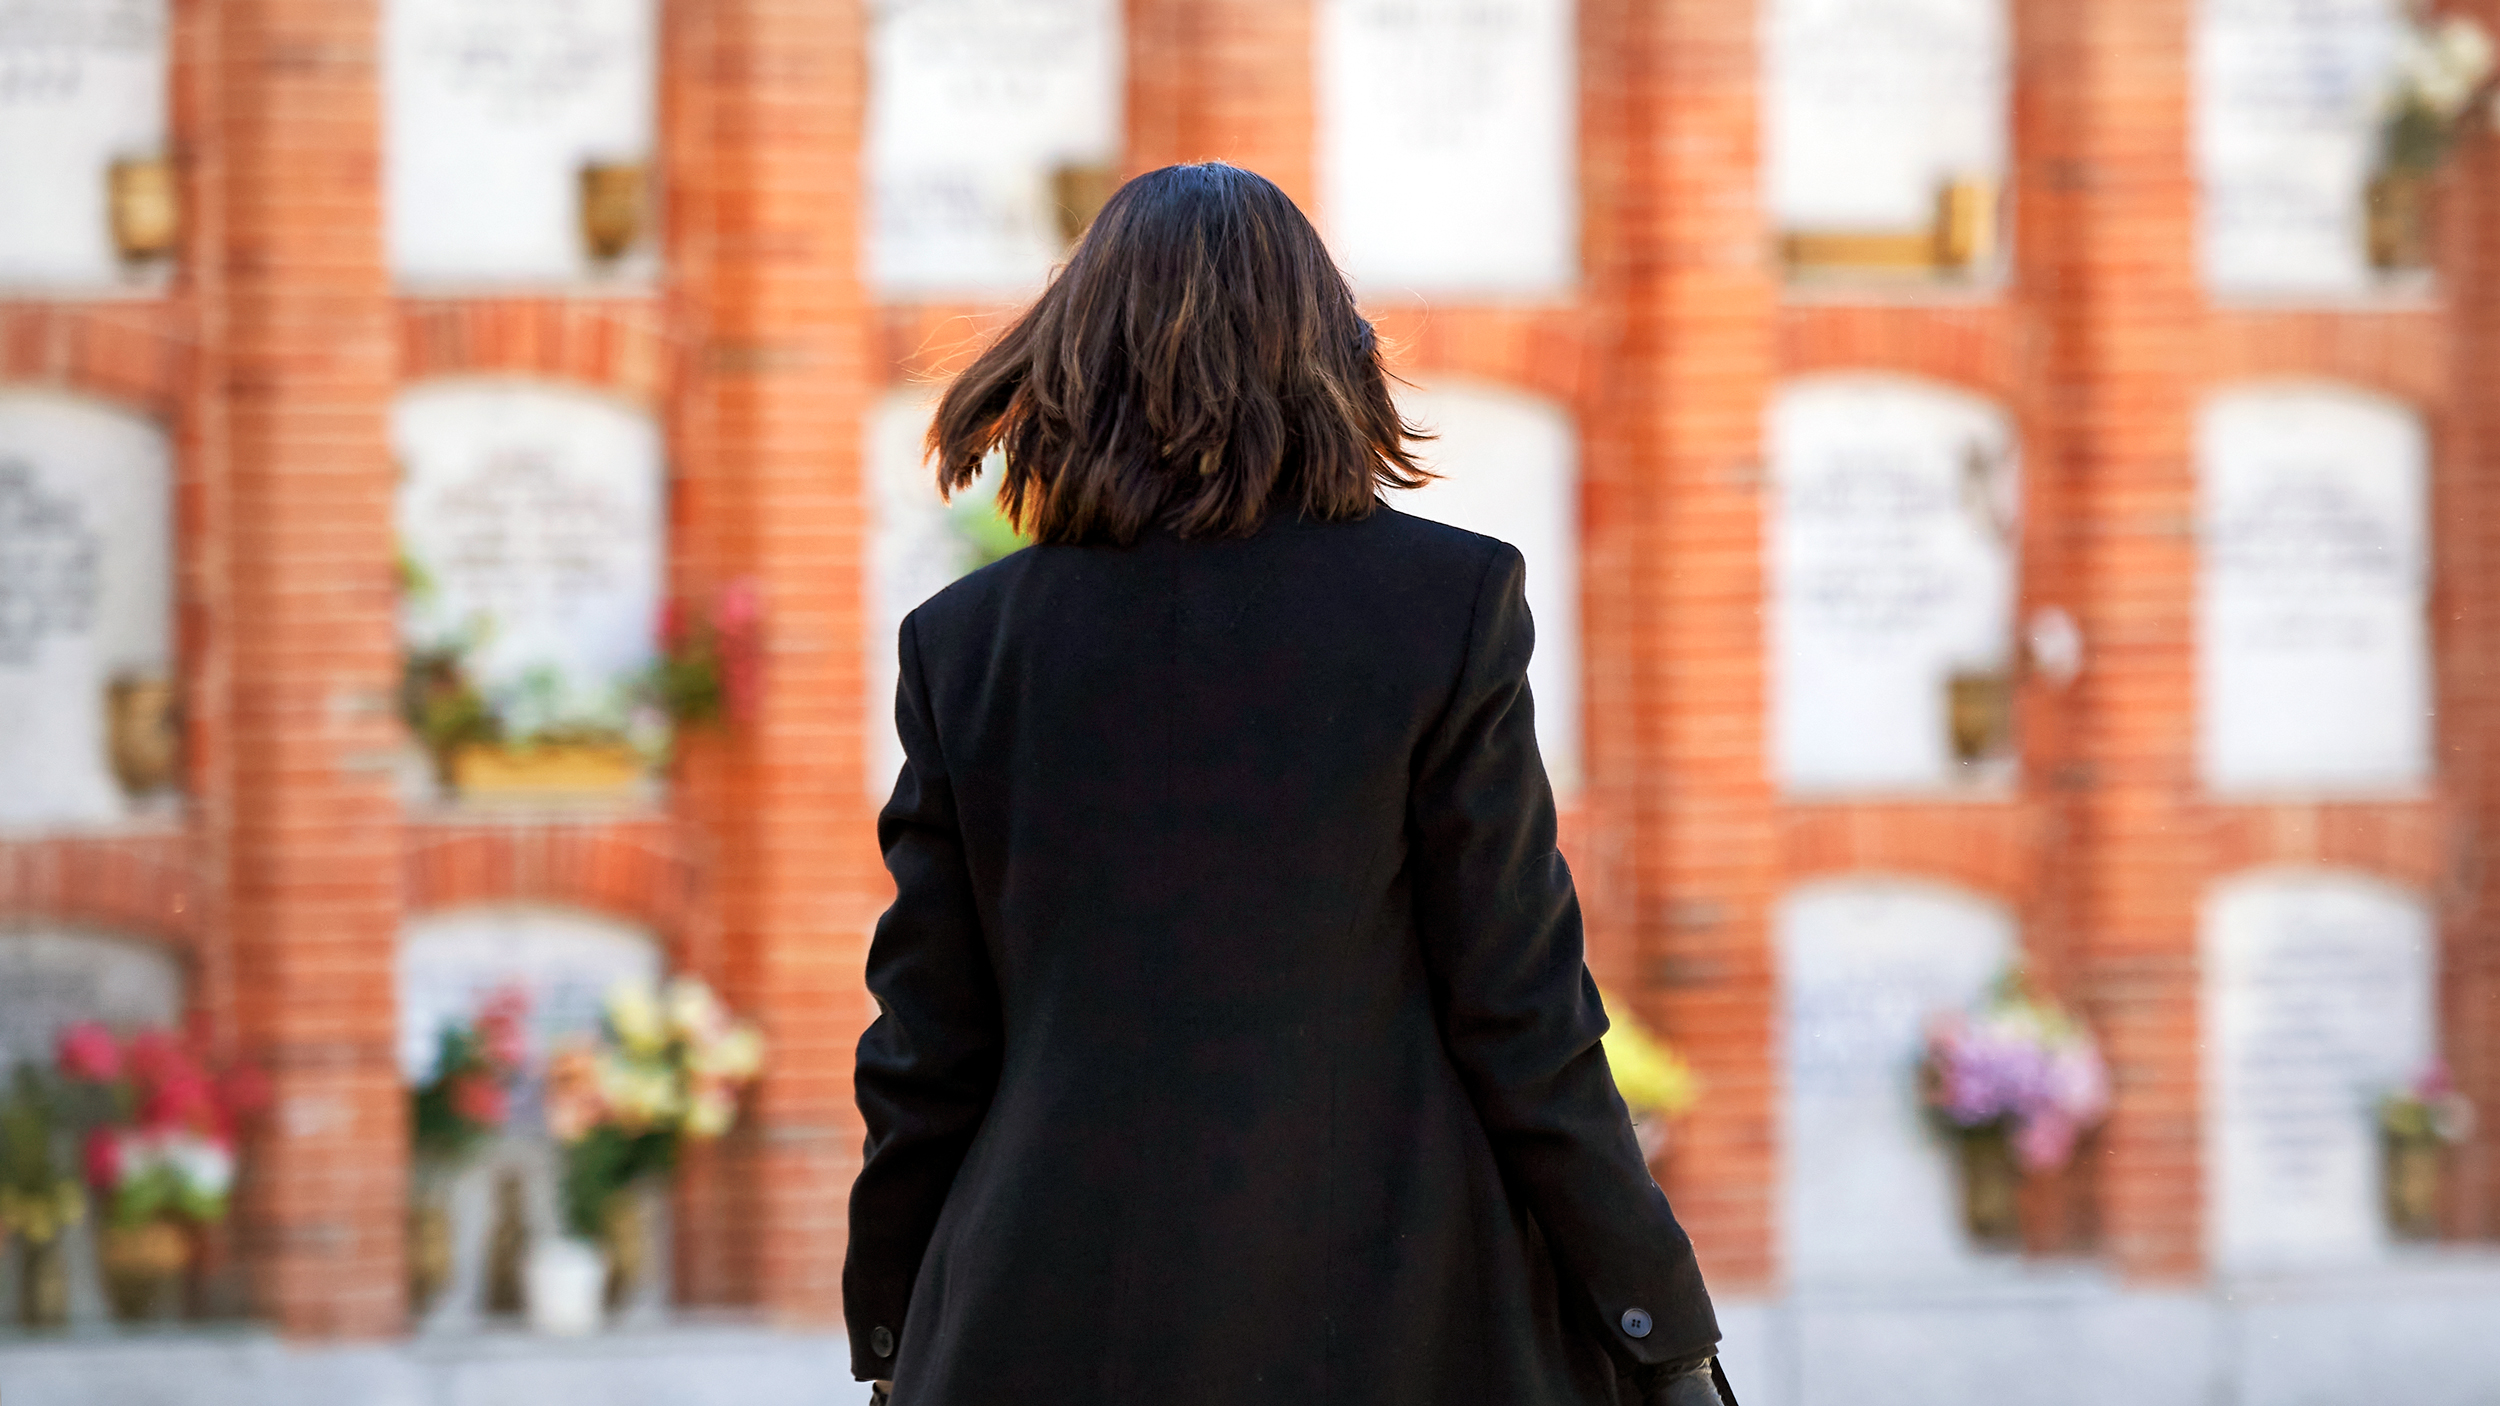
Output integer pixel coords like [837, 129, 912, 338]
[606, 980, 667, 1055]
[693, 1024, 766, 1084]
[1600, 992, 1700, 1119]
[684, 1079, 739, 1140]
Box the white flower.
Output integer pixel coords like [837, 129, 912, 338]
[166, 1135, 235, 1199]
[665, 977, 726, 1042]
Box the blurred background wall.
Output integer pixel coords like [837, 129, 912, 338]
[3, 0, 2500, 1402]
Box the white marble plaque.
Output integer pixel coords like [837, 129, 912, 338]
[869, 0, 1121, 296]
[1767, 0, 2008, 235]
[0, 928, 182, 1069]
[2196, 0, 2403, 297]
[0, 392, 172, 829]
[1387, 381, 1582, 796]
[864, 387, 1020, 798]
[0, 0, 166, 290]
[2198, 387, 2428, 794]
[1781, 880, 2014, 1285]
[395, 382, 665, 739]
[1320, 0, 1575, 293]
[397, 905, 661, 1084]
[385, 0, 656, 286]
[1770, 377, 2019, 793]
[2206, 872, 2433, 1272]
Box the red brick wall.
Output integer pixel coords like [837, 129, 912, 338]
[4, 0, 2498, 1339]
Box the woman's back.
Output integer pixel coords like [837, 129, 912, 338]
[842, 161, 1722, 1406]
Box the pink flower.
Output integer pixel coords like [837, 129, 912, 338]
[56, 1021, 122, 1082]
[449, 1073, 510, 1129]
[83, 1130, 123, 1191]
[475, 986, 532, 1071]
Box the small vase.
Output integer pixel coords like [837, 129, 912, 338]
[100, 1220, 193, 1323]
[1956, 1126, 2022, 1248]
[600, 1185, 653, 1310]
[2367, 171, 2434, 273]
[15, 1233, 71, 1329]
[2385, 1136, 2443, 1240]
[526, 1236, 607, 1337]
[409, 1195, 455, 1316]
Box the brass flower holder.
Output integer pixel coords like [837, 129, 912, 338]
[579, 161, 650, 264]
[109, 157, 181, 264]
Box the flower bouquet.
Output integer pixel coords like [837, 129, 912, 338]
[55, 1023, 267, 1322]
[407, 987, 529, 1312]
[2379, 1061, 2475, 1240]
[1919, 974, 2109, 1248]
[1600, 991, 1700, 1167]
[0, 1067, 84, 1328]
[542, 977, 764, 1319]
[2373, 7, 2499, 267]
[649, 579, 763, 731]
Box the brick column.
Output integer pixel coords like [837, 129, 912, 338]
[1126, 0, 1314, 207]
[2436, 0, 2500, 1240]
[2018, 0, 2205, 1280]
[216, 0, 406, 1336]
[1587, 0, 1780, 1290]
[669, 0, 876, 1322]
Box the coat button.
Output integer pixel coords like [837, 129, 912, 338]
[872, 1326, 896, 1358]
[1620, 1307, 1652, 1339]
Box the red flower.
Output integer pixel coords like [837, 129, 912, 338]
[125, 1029, 186, 1087]
[142, 1068, 217, 1134]
[448, 1073, 510, 1130]
[56, 1021, 122, 1082]
[83, 1130, 123, 1191]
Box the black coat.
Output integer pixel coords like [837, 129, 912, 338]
[846, 506, 1720, 1406]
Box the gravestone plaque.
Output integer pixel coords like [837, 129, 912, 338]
[394, 382, 665, 737]
[0, 929, 182, 1071]
[2198, 387, 2428, 793]
[0, 0, 167, 289]
[869, 0, 1121, 295]
[1781, 880, 2013, 1284]
[385, 0, 656, 285]
[0, 393, 172, 828]
[2206, 873, 2433, 1271]
[1387, 382, 1582, 796]
[1320, 0, 1574, 293]
[1770, 377, 2018, 792]
[2196, 0, 2402, 297]
[397, 906, 662, 1085]
[1767, 0, 2007, 237]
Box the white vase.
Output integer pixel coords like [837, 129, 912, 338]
[525, 1236, 607, 1336]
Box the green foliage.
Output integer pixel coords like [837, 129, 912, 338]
[559, 1124, 679, 1239]
[401, 645, 499, 765]
[950, 494, 1029, 571]
[411, 1026, 492, 1163]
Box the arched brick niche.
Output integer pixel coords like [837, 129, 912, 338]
[396, 303, 676, 406]
[403, 818, 702, 951]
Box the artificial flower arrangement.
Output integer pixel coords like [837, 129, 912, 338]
[411, 986, 530, 1163]
[649, 578, 764, 731]
[543, 977, 765, 1308]
[2372, 5, 2499, 268]
[2383, 6, 2497, 176]
[0, 1067, 85, 1328]
[1600, 991, 1701, 1166]
[1919, 973, 2110, 1246]
[53, 1022, 268, 1320]
[407, 987, 531, 1314]
[2379, 1060, 2476, 1239]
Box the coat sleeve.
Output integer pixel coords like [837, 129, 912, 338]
[845, 610, 1004, 1381]
[1408, 543, 1721, 1370]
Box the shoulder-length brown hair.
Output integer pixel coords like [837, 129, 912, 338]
[927, 162, 1428, 544]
